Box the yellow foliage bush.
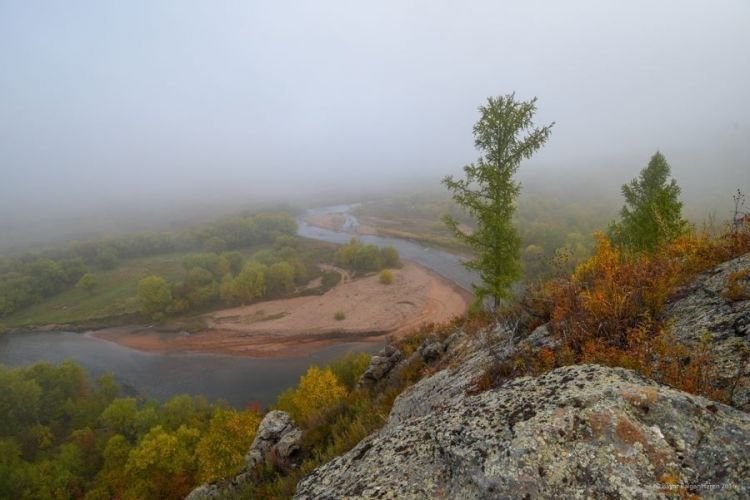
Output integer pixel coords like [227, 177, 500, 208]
[196, 408, 261, 483]
[378, 269, 394, 285]
[276, 366, 347, 427]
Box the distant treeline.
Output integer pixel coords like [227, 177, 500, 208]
[137, 237, 401, 320]
[136, 236, 330, 319]
[0, 212, 297, 318]
[354, 189, 616, 280]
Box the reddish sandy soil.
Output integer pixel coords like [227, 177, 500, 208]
[93, 262, 471, 358]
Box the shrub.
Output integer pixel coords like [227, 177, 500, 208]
[137, 276, 172, 319]
[335, 239, 393, 274]
[334, 311, 346, 321]
[320, 271, 342, 291]
[725, 269, 750, 301]
[503, 227, 750, 402]
[326, 352, 371, 391]
[378, 269, 394, 285]
[274, 366, 346, 427]
[76, 273, 97, 295]
[380, 247, 401, 268]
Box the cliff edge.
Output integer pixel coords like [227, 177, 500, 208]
[294, 253, 750, 499]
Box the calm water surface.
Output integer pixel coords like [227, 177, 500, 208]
[0, 330, 378, 407]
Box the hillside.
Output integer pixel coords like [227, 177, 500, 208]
[188, 231, 750, 499]
[296, 256, 750, 498]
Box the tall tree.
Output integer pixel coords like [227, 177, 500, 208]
[609, 151, 687, 252]
[137, 276, 172, 319]
[443, 93, 553, 307]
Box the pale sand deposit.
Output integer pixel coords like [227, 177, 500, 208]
[94, 262, 470, 357]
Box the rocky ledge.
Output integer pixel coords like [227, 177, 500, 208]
[664, 253, 750, 410]
[296, 364, 750, 499]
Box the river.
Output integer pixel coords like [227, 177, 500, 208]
[0, 205, 476, 408]
[299, 204, 477, 291]
[0, 330, 375, 407]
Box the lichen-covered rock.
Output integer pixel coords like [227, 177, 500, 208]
[386, 346, 490, 428]
[417, 336, 446, 363]
[296, 364, 750, 499]
[246, 410, 303, 470]
[519, 323, 558, 350]
[664, 253, 750, 410]
[357, 344, 402, 389]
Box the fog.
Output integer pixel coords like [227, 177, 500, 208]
[1, 0, 748, 250]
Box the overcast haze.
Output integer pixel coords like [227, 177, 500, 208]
[1, 0, 749, 247]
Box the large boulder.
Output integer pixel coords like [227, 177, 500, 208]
[357, 344, 402, 389]
[664, 253, 750, 410]
[296, 364, 750, 499]
[245, 410, 303, 471]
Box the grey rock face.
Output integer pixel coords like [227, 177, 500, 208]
[387, 346, 490, 428]
[519, 323, 558, 350]
[417, 337, 445, 363]
[664, 253, 750, 410]
[357, 344, 402, 389]
[296, 364, 750, 499]
[245, 410, 303, 470]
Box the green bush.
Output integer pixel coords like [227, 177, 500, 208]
[335, 239, 398, 274]
[334, 311, 346, 321]
[327, 352, 371, 390]
[378, 269, 394, 285]
[380, 247, 401, 268]
[321, 271, 342, 291]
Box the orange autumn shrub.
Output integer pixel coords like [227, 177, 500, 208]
[547, 232, 677, 352]
[504, 225, 750, 400]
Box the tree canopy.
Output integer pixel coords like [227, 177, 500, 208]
[609, 151, 687, 252]
[137, 276, 172, 319]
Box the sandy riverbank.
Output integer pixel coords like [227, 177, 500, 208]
[93, 262, 471, 358]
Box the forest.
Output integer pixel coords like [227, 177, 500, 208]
[0, 212, 297, 320]
[0, 353, 381, 499]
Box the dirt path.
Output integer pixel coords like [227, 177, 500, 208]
[94, 262, 471, 358]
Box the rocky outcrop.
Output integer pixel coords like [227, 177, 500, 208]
[417, 336, 445, 363]
[245, 410, 304, 471]
[187, 410, 303, 499]
[386, 345, 490, 428]
[357, 344, 402, 389]
[296, 364, 750, 499]
[664, 253, 750, 410]
[387, 322, 554, 428]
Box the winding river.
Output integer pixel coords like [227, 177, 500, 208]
[0, 205, 476, 408]
[299, 205, 477, 291]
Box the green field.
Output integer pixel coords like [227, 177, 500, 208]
[4, 251, 198, 328]
[4, 239, 336, 329]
